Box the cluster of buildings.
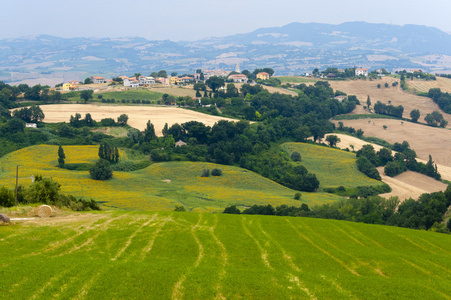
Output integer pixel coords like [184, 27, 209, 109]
[60, 67, 273, 91]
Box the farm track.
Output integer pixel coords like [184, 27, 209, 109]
[2, 212, 451, 299]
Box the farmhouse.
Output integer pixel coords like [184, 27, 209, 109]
[91, 76, 106, 84]
[138, 76, 155, 86]
[228, 74, 248, 83]
[170, 76, 182, 85]
[62, 83, 76, 91]
[257, 72, 270, 80]
[123, 78, 139, 88]
[25, 123, 37, 128]
[355, 68, 368, 77]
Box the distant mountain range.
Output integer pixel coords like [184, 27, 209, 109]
[2, 22, 451, 85]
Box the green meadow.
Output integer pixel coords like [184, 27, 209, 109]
[277, 76, 317, 84]
[0, 145, 343, 212]
[66, 89, 163, 103]
[1, 211, 451, 299]
[281, 142, 382, 189]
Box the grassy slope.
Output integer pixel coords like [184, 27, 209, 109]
[0, 145, 343, 212]
[281, 142, 381, 189]
[67, 89, 163, 102]
[1, 211, 450, 299]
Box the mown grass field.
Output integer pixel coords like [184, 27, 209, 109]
[1, 211, 451, 299]
[281, 142, 381, 189]
[0, 145, 343, 212]
[277, 76, 316, 84]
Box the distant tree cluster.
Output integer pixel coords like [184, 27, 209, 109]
[223, 203, 310, 216]
[373, 101, 404, 118]
[98, 142, 119, 163]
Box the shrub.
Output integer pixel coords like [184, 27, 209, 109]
[211, 168, 222, 176]
[294, 192, 301, 200]
[291, 151, 301, 162]
[223, 205, 241, 214]
[89, 159, 113, 180]
[174, 205, 186, 212]
[0, 186, 14, 207]
[201, 169, 210, 177]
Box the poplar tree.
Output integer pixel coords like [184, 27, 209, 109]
[58, 145, 66, 167]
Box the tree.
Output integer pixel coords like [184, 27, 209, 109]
[143, 120, 156, 142]
[206, 76, 225, 92]
[385, 82, 389, 88]
[211, 168, 222, 176]
[0, 186, 14, 207]
[25, 177, 61, 204]
[90, 159, 113, 180]
[30, 105, 45, 123]
[377, 84, 381, 88]
[80, 90, 93, 103]
[291, 151, 301, 162]
[84, 77, 93, 84]
[117, 114, 128, 125]
[367, 95, 371, 108]
[201, 169, 210, 177]
[326, 135, 341, 147]
[424, 111, 448, 127]
[410, 109, 420, 122]
[223, 205, 241, 214]
[58, 145, 65, 167]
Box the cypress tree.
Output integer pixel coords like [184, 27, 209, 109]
[58, 145, 65, 167]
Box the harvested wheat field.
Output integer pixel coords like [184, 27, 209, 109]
[39, 104, 236, 135]
[407, 76, 451, 94]
[328, 78, 451, 126]
[377, 167, 448, 201]
[331, 120, 451, 167]
[319, 134, 450, 200]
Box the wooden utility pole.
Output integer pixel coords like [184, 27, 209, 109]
[15, 165, 18, 206]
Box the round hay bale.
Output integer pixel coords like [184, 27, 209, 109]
[0, 213, 10, 223]
[37, 205, 52, 218]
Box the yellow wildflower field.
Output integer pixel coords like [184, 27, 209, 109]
[0, 145, 344, 211]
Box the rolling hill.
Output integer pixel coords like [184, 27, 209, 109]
[1, 211, 451, 299]
[0, 145, 345, 211]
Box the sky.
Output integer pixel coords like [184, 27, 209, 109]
[1, 0, 450, 41]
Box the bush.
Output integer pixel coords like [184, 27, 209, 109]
[174, 205, 186, 212]
[0, 186, 14, 207]
[223, 205, 241, 214]
[201, 169, 210, 177]
[89, 159, 113, 180]
[291, 151, 301, 162]
[294, 192, 301, 200]
[211, 168, 222, 176]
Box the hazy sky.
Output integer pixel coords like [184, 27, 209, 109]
[1, 0, 450, 41]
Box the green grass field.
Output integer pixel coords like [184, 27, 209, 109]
[281, 142, 381, 189]
[67, 89, 163, 103]
[277, 76, 317, 84]
[0, 145, 343, 212]
[1, 211, 451, 299]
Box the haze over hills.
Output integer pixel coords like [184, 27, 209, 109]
[2, 21, 451, 84]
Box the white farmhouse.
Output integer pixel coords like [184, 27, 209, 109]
[355, 68, 369, 77]
[123, 78, 139, 88]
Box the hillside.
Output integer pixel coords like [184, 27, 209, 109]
[327, 77, 451, 126]
[318, 134, 449, 200]
[1, 211, 451, 299]
[281, 142, 381, 189]
[0, 145, 343, 211]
